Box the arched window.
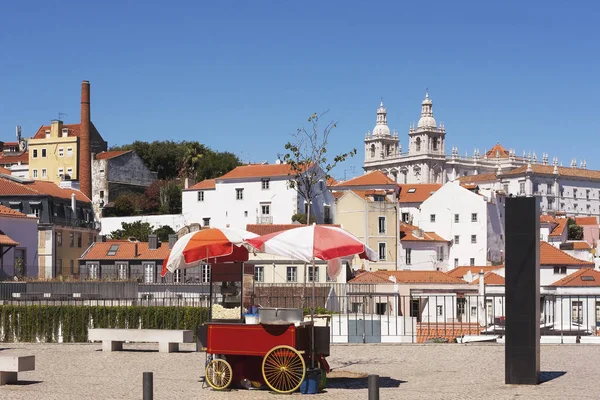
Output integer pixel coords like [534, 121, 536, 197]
[416, 137, 421, 152]
[370, 144, 376, 158]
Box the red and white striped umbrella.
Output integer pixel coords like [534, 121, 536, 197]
[161, 227, 257, 276]
[245, 224, 378, 264]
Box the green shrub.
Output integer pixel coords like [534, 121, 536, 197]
[0, 305, 209, 343]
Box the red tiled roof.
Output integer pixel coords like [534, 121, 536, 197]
[457, 173, 498, 183]
[218, 164, 294, 180]
[472, 272, 505, 285]
[33, 123, 76, 139]
[0, 166, 10, 175]
[332, 191, 344, 200]
[398, 184, 442, 203]
[32, 122, 105, 147]
[575, 217, 598, 226]
[95, 150, 131, 160]
[0, 176, 91, 203]
[548, 218, 568, 237]
[400, 222, 448, 242]
[570, 241, 592, 250]
[326, 176, 338, 186]
[245, 224, 341, 236]
[0, 232, 19, 247]
[503, 163, 600, 180]
[80, 241, 170, 261]
[540, 241, 594, 266]
[350, 270, 467, 284]
[447, 266, 504, 278]
[348, 271, 392, 283]
[3, 142, 18, 147]
[0, 204, 30, 219]
[334, 171, 396, 188]
[540, 215, 557, 224]
[485, 143, 510, 159]
[550, 268, 600, 287]
[0, 151, 29, 165]
[184, 179, 216, 191]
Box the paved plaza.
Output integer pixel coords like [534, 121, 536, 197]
[0, 342, 597, 399]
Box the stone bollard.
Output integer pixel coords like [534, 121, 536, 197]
[143, 372, 153, 400]
[368, 374, 379, 400]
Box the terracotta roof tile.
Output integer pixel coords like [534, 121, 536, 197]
[0, 151, 29, 165]
[0, 166, 10, 175]
[95, 150, 131, 160]
[348, 271, 392, 283]
[0, 176, 91, 203]
[2, 142, 18, 147]
[472, 272, 505, 285]
[550, 268, 600, 287]
[32, 122, 106, 148]
[457, 173, 498, 183]
[503, 163, 600, 180]
[326, 177, 338, 186]
[0, 232, 19, 247]
[548, 218, 568, 237]
[217, 164, 294, 180]
[447, 266, 504, 278]
[334, 171, 396, 188]
[400, 222, 449, 242]
[350, 270, 467, 284]
[575, 217, 598, 226]
[570, 241, 592, 250]
[540, 215, 557, 224]
[332, 191, 344, 200]
[80, 242, 170, 261]
[540, 241, 594, 266]
[485, 143, 510, 159]
[398, 184, 442, 203]
[184, 179, 216, 191]
[0, 204, 30, 219]
[245, 224, 341, 236]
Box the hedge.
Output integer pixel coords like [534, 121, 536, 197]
[0, 305, 209, 343]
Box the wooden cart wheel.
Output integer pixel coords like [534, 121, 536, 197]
[262, 345, 306, 393]
[205, 359, 233, 390]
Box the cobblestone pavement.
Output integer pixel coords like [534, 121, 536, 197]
[0, 343, 597, 399]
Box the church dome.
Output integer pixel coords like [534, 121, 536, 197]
[373, 100, 391, 136]
[417, 116, 437, 128]
[417, 90, 436, 128]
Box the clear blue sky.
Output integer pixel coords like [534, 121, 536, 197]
[1, 0, 598, 180]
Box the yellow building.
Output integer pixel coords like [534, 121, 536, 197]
[28, 120, 79, 182]
[335, 189, 399, 271]
[27, 81, 107, 198]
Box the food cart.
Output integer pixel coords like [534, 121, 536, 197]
[198, 262, 330, 393]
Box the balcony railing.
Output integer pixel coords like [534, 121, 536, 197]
[52, 217, 96, 229]
[256, 215, 273, 224]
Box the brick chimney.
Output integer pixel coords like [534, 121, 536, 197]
[79, 80, 92, 199]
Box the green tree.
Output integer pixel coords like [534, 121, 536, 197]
[110, 221, 154, 242]
[159, 181, 182, 214]
[112, 193, 138, 216]
[154, 225, 176, 242]
[567, 218, 584, 240]
[291, 213, 316, 225]
[110, 140, 241, 181]
[284, 111, 356, 224]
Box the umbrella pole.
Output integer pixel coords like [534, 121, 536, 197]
[311, 259, 315, 370]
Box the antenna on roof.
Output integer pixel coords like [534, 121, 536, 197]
[58, 112, 68, 121]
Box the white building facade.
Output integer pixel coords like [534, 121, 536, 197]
[417, 182, 505, 269]
[182, 163, 334, 230]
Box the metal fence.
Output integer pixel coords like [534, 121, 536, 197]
[1, 291, 600, 344]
